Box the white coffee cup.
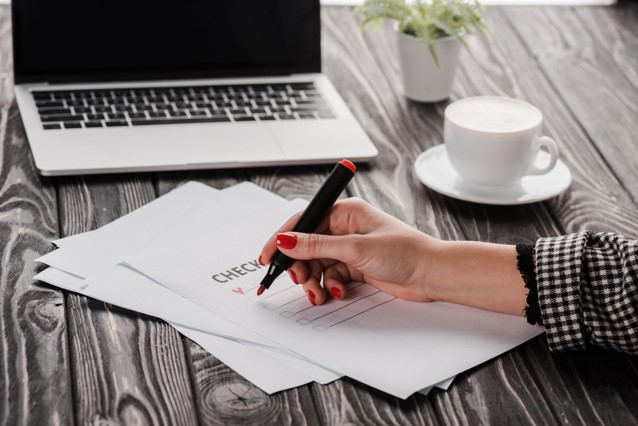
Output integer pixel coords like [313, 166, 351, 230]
[444, 96, 559, 187]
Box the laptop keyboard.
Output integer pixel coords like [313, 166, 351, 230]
[33, 82, 336, 130]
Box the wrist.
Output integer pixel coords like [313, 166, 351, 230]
[423, 240, 527, 316]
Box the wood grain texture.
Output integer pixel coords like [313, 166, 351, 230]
[56, 176, 198, 425]
[0, 6, 74, 425]
[505, 4, 638, 204]
[2, 2, 638, 425]
[438, 7, 638, 423]
[187, 342, 320, 426]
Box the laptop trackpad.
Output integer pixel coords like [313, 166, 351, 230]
[44, 123, 284, 171]
[192, 124, 283, 162]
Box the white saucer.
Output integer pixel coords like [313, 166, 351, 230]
[414, 145, 572, 205]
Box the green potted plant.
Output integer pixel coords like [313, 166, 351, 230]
[355, 0, 490, 102]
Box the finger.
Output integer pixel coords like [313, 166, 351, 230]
[258, 210, 304, 264]
[259, 198, 377, 264]
[323, 262, 351, 299]
[301, 260, 326, 306]
[287, 260, 308, 285]
[275, 232, 363, 266]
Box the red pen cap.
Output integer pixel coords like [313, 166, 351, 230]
[339, 159, 356, 173]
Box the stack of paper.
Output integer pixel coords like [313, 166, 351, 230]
[35, 181, 542, 398]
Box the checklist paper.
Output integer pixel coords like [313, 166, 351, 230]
[36, 182, 342, 394]
[35, 181, 542, 398]
[120, 198, 543, 399]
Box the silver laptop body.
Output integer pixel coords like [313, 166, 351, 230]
[12, 0, 377, 176]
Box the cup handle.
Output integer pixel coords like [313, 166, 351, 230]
[526, 136, 559, 176]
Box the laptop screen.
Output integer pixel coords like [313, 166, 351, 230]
[12, 0, 321, 84]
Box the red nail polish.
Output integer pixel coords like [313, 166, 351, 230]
[258, 255, 264, 266]
[288, 269, 298, 284]
[307, 290, 316, 305]
[330, 287, 341, 299]
[276, 233, 297, 249]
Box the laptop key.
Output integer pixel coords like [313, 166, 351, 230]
[43, 123, 62, 130]
[36, 100, 65, 108]
[169, 111, 188, 117]
[67, 100, 87, 107]
[131, 117, 230, 126]
[85, 121, 104, 128]
[105, 120, 129, 127]
[257, 115, 276, 121]
[294, 99, 323, 105]
[32, 92, 53, 101]
[41, 114, 82, 122]
[233, 115, 255, 122]
[63, 122, 84, 129]
[289, 82, 315, 90]
[107, 113, 127, 120]
[38, 107, 71, 115]
[277, 114, 295, 120]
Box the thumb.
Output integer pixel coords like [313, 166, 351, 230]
[276, 232, 359, 264]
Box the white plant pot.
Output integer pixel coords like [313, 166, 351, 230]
[397, 33, 462, 102]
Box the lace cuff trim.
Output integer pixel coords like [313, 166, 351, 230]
[516, 244, 542, 326]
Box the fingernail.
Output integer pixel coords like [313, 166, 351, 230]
[258, 255, 265, 266]
[276, 233, 297, 249]
[307, 290, 316, 305]
[288, 269, 298, 284]
[330, 287, 341, 299]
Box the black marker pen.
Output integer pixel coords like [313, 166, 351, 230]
[257, 159, 356, 295]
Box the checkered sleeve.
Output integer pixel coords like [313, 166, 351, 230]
[535, 231, 638, 354]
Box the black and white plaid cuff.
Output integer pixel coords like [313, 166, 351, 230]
[535, 232, 590, 352]
[536, 231, 638, 354]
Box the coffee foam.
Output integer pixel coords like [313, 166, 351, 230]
[446, 97, 542, 133]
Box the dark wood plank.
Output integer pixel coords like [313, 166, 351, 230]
[188, 342, 320, 426]
[500, 4, 638, 419]
[438, 6, 638, 423]
[0, 6, 74, 425]
[56, 176, 198, 425]
[505, 4, 638, 203]
[0, 108, 72, 426]
[441, 6, 638, 424]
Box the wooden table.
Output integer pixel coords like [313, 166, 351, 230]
[2, 3, 638, 424]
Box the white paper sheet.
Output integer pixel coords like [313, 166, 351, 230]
[35, 266, 340, 393]
[123, 200, 544, 399]
[37, 262, 452, 395]
[36, 182, 342, 392]
[417, 376, 455, 396]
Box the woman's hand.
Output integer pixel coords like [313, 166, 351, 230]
[259, 197, 527, 316]
[259, 198, 442, 305]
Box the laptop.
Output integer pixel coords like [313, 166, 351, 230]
[12, 0, 378, 176]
